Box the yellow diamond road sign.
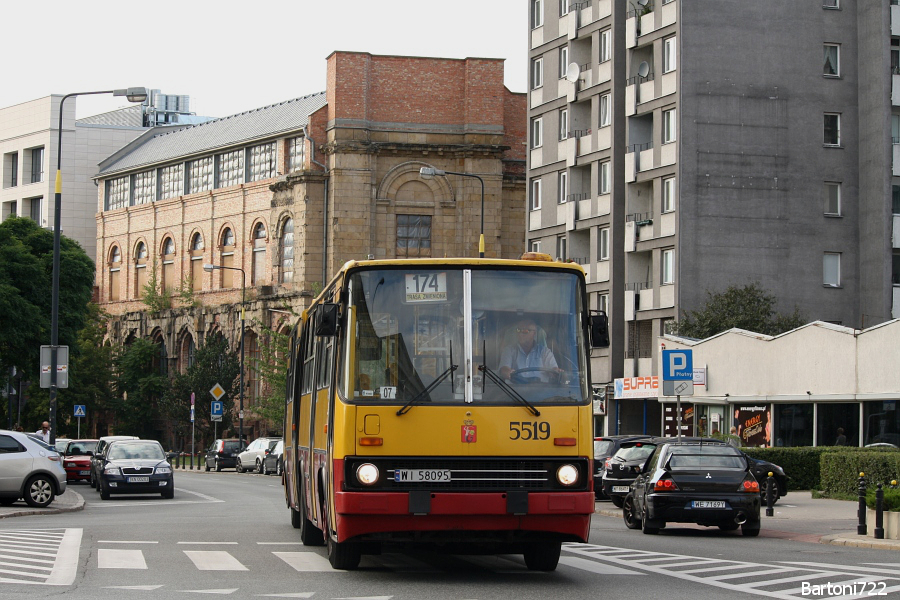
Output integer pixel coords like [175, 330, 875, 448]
[210, 383, 226, 401]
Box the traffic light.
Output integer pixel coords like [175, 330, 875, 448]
[591, 311, 610, 348]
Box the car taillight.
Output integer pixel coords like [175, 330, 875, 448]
[653, 477, 678, 492]
[604, 457, 612, 470]
[739, 476, 760, 493]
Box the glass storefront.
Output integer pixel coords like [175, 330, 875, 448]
[774, 404, 813, 447]
[816, 402, 860, 447]
[863, 400, 900, 447]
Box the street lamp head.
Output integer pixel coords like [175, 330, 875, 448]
[203, 263, 216, 272]
[419, 166, 446, 180]
[113, 87, 149, 103]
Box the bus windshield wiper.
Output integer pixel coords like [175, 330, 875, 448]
[397, 342, 457, 416]
[478, 364, 541, 418]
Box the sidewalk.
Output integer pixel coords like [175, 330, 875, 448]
[0, 487, 84, 519]
[596, 491, 900, 551]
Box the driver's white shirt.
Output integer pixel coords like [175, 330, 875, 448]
[499, 343, 558, 381]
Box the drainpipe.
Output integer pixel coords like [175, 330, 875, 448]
[302, 125, 328, 287]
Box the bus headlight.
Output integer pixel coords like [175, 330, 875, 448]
[356, 463, 380, 486]
[556, 464, 579, 486]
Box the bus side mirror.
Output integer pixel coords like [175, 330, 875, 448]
[316, 303, 339, 336]
[590, 312, 610, 348]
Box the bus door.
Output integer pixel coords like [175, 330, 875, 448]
[308, 303, 337, 533]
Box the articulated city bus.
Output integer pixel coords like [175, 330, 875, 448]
[283, 255, 606, 570]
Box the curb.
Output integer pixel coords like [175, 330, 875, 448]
[820, 533, 900, 551]
[0, 490, 85, 520]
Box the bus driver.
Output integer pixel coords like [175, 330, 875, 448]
[499, 318, 560, 383]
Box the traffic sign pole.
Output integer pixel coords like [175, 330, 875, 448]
[191, 392, 195, 471]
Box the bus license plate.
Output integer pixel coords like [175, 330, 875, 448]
[394, 469, 451, 483]
[128, 476, 150, 483]
[691, 500, 725, 509]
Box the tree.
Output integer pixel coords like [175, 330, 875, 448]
[671, 282, 807, 339]
[112, 338, 168, 439]
[248, 320, 292, 434]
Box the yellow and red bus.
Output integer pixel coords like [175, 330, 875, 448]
[283, 256, 605, 570]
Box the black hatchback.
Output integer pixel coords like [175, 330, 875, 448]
[601, 439, 661, 507]
[623, 440, 761, 536]
[205, 439, 245, 471]
[593, 435, 653, 499]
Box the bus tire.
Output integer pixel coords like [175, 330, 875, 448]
[523, 541, 561, 571]
[296, 484, 324, 546]
[326, 534, 361, 570]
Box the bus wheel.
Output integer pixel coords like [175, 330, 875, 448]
[296, 488, 324, 546]
[523, 541, 561, 571]
[326, 534, 361, 570]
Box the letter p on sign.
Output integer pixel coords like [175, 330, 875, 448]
[662, 349, 693, 381]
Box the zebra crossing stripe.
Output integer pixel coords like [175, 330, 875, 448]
[98, 549, 148, 569]
[273, 552, 332, 571]
[183, 551, 248, 571]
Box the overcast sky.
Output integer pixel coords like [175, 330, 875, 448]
[4, 0, 527, 120]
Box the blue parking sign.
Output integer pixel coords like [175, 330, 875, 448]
[211, 401, 223, 417]
[662, 350, 693, 381]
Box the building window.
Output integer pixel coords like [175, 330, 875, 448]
[663, 108, 677, 143]
[599, 161, 610, 195]
[281, 218, 294, 284]
[825, 182, 841, 216]
[109, 246, 121, 302]
[600, 30, 611, 63]
[599, 94, 611, 128]
[532, 117, 543, 148]
[824, 44, 840, 77]
[220, 228, 235, 288]
[158, 164, 184, 200]
[252, 222, 267, 285]
[559, 0, 569, 15]
[28, 197, 41, 224]
[823, 0, 839, 8]
[559, 47, 568, 79]
[532, 57, 544, 90]
[248, 142, 276, 182]
[531, 178, 542, 210]
[532, 0, 543, 28]
[135, 241, 148, 298]
[663, 37, 677, 73]
[662, 248, 674, 284]
[893, 185, 900, 215]
[824, 252, 841, 286]
[559, 108, 569, 140]
[133, 171, 156, 205]
[162, 238, 176, 292]
[105, 176, 130, 211]
[289, 138, 305, 172]
[190, 232, 204, 292]
[530, 239, 542, 253]
[4, 152, 18, 188]
[30, 147, 44, 184]
[217, 150, 244, 188]
[663, 177, 676, 213]
[598, 292, 609, 314]
[556, 236, 567, 261]
[396, 214, 432, 258]
[824, 113, 841, 146]
[558, 171, 568, 204]
[599, 227, 610, 261]
[188, 157, 213, 194]
[2, 201, 16, 220]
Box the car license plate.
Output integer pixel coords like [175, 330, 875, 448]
[128, 476, 150, 483]
[393, 469, 451, 482]
[79, 471, 90, 475]
[612, 486, 630, 493]
[691, 500, 725, 509]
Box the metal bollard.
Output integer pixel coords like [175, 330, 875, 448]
[857, 472, 867, 535]
[874, 483, 884, 540]
[765, 472, 775, 517]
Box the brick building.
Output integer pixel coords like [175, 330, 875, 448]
[95, 51, 526, 441]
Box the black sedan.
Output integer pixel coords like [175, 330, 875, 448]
[623, 440, 761, 536]
[745, 454, 787, 504]
[97, 440, 174, 500]
[601, 440, 660, 507]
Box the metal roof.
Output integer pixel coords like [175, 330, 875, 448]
[99, 92, 327, 176]
[77, 105, 145, 128]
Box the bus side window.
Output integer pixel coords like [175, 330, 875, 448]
[302, 316, 316, 395]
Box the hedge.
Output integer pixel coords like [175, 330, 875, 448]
[740, 446, 899, 493]
[866, 488, 900, 512]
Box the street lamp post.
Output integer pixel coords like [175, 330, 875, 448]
[204, 263, 246, 445]
[419, 167, 485, 258]
[49, 88, 147, 445]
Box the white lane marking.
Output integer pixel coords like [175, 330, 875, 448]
[273, 551, 334, 571]
[331, 597, 393, 600]
[183, 551, 248, 571]
[177, 488, 224, 502]
[98, 540, 158, 544]
[104, 585, 165, 590]
[559, 556, 644, 575]
[98, 549, 147, 569]
[45, 528, 81, 586]
[256, 542, 304, 545]
[176, 589, 239, 594]
[255, 594, 316, 598]
[179, 542, 238, 545]
[0, 553, 55, 565]
[0, 560, 52, 572]
[779, 561, 900, 577]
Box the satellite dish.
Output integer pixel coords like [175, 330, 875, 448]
[638, 61, 650, 78]
[566, 62, 581, 83]
[637, 0, 649, 6]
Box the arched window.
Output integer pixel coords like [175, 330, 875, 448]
[190, 232, 204, 292]
[109, 246, 121, 302]
[162, 237, 176, 292]
[151, 331, 168, 377]
[281, 218, 294, 284]
[135, 242, 148, 298]
[220, 227, 235, 288]
[179, 334, 195, 374]
[252, 222, 267, 285]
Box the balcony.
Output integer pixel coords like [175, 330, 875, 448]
[893, 2, 900, 36]
[894, 285, 900, 319]
[893, 214, 900, 248]
[893, 72, 900, 107]
[625, 72, 656, 116]
[575, 129, 594, 156]
[625, 141, 655, 181]
[894, 143, 900, 177]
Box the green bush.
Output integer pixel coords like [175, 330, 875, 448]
[740, 446, 899, 492]
[865, 487, 900, 512]
[820, 451, 900, 497]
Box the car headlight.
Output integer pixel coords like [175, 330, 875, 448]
[156, 466, 172, 474]
[356, 463, 379, 485]
[556, 464, 579, 486]
[103, 466, 121, 475]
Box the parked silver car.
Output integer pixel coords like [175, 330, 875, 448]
[236, 437, 281, 473]
[0, 429, 67, 508]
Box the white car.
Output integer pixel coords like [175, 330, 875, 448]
[0, 429, 67, 508]
[236, 437, 281, 473]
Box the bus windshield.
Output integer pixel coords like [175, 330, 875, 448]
[343, 267, 589, 407]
